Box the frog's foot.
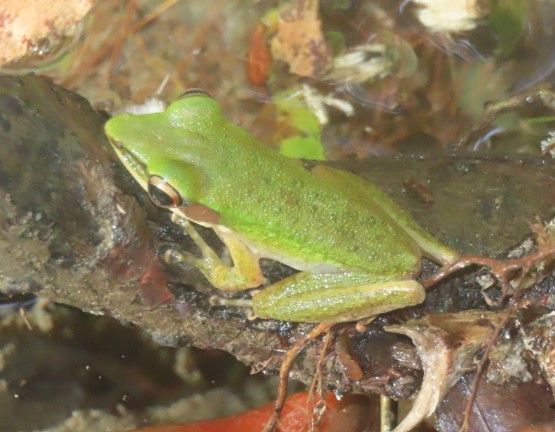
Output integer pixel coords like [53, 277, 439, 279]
[262, 322, 335, 432]
[163, 247, 203, 266]
[208, 295, 252, 308]
[169, 213, 264, 291]
[209, 295, 259, 319]
[170, 213, 218, 260]
[162, 245, 232, 286]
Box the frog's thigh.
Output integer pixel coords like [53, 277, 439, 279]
[252, 272, 425, 323]
[311, 165, 459, 264]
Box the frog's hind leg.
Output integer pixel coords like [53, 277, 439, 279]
[262, 322, 334, 432]
[252, 272, 425, 323]
[165, 213, 264, 291]
[311, 165, 459, 265]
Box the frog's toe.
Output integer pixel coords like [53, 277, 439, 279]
[162, 247, 198, 264]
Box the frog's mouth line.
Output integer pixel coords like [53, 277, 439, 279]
[108, 138, 149, 191]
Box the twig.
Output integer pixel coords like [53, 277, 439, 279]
[262, 322, 334, 432]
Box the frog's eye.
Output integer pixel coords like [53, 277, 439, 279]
[178, 88, 213, 100]
[148, 175, 183, 208]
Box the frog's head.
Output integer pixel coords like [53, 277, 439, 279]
[104, 90, 218, 210]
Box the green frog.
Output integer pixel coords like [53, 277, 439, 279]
[104, 90, 458, 323]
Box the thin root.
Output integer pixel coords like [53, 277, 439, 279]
[307, 326, 334, 432]
[262, 322, 335, 432]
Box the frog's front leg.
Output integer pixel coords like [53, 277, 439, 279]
[166, 213, 264, 291]
[252, 272, 425, 323]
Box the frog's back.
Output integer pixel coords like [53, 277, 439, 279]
[201, 124, 421, 278]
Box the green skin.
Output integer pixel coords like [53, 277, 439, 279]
[104, 93, 459, 323]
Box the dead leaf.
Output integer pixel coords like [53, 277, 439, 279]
[270, 0, 330, 78]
